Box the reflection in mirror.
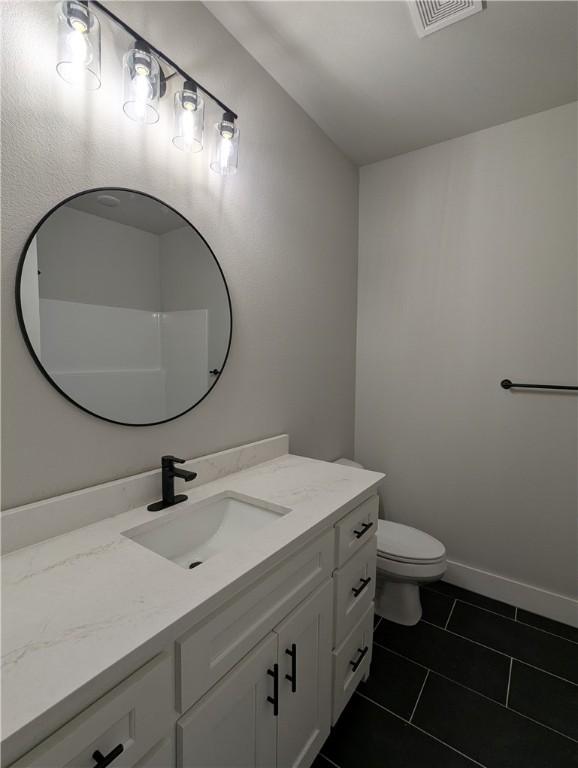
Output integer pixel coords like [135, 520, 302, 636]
[18, 189, 231, 425]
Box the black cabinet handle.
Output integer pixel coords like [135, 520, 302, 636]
[350, 646, 369, 672]
[285, 643, 297, 693]
[267, 663, 279, 716]
[353, 521, 373, 539]
[92, 745, 124, 768]
[351, 576, 372, 598]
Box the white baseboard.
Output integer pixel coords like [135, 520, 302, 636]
[445, 559, 578, 629]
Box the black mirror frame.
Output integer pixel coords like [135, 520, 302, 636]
[15, 187, 233, 427]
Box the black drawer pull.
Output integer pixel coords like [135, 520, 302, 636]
[285, 643, 297, 693]
[350, 646, 369, 672]
[351, 576, 372, 598]
[92, 745, 124, 768]
[267, 663, 279, 716]
[353, 521, 373, 539]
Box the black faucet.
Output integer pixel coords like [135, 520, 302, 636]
[147, 455, 197, 511]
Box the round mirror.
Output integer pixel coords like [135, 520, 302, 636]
[16, 188, 232, 426]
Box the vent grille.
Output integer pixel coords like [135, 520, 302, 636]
[408, 0, 483, 37]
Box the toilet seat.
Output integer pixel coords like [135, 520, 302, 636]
[377, 520, 446, 564]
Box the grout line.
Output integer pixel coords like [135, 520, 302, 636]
[506, 657, 513, 707]
[371, 640, 578, 744]
[425, 584, 578, 646]
[420, 619, 578, 686]
[420, 618, 510, 659]
[505, 705, 578, 744]
[423, 583, 515, 621]
[318, 754, 341, 768]
[409, 669, 429, 723]
[372, 641, 429, 670]
[515, 618, 578, 647]
[452, 598, 517, 623]
[452, 598, 578, 646]
[444, 599, 456, 630]
[410, 722, 488, 767]
[373, 616, 382, 633]
[355, 691, 487, 767]
[514, 658, 578, 688]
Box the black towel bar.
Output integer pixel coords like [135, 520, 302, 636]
[501, 379, 578, 392]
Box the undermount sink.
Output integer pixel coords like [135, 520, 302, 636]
[123, 492, 289, 569]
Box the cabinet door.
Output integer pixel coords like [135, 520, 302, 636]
[274, 580, 333, 768]
[177, 633, 277, 768]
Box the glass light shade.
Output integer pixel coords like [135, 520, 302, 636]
[56, 1, 101, 90]
[123, 47, 161, 124]
[210, 118, 239, 176]
[172, 88, 204, 153]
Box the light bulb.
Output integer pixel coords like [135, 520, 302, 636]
[210, 112, 239, 175]
[172, 81, 204, 153]
[56, 1, 101, 89]
[133, 72, 152, 120]
[68, 27, 92, 68]
[123, 42, 161, 124]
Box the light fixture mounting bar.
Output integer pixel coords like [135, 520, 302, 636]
[91, 0, 238, 120]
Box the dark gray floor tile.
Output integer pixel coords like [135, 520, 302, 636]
[375, 616, 509, 702]
[373, 613, 381, 629]
[414, 672, 578, 768]
[426, 580, 516, 618]
[322, 693, 476, 768]
[509, 660, 578, 741]
[517, 609, 578, 645]
[359, 643, 427, 719]
[420, 586, 454, 627]
[449, 602, 578, 684]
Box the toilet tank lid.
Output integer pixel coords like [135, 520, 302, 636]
[334, 458, 364, 469]
[377, 520, 446, 562]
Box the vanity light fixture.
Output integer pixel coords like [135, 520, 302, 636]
[56, 0, 101, 89]
[123, 40, 163, 124]
[55, 1, 240, 173]
[173, 81, 204, 153]
[210, 112, 240, 176]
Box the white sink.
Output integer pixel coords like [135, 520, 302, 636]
[123, 492, 289, 569]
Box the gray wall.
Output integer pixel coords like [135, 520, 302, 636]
[355, 103, 577, 598]
[1, 1, 358, 508]
[38, 207, 162, 311]
[160, 227, 230, 372]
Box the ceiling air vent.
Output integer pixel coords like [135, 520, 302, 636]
[408, 0, 483, 38]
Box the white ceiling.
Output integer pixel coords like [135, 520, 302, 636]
[206, 1, 578, 165]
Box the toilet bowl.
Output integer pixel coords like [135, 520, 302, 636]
[376, 520, 446, 625]
[334, 458, 446, 626]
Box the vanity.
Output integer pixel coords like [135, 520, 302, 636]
[5, 190, 383, 767]
[2, 436, 383, 768]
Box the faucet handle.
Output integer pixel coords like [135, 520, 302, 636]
[161, 455, 186, 466]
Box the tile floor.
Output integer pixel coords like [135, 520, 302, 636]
[313, 581, 578, 768]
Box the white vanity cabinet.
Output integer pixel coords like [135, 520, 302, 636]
[177, 580, 333, 768]
[10, 654, 175, 768]
[7, 493, 379, 768]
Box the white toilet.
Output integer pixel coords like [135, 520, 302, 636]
[335, 458, 446, 626]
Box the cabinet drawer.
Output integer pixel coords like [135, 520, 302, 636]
[334, 496, 378, 567]
[12, 654, 175, 768]
[177, 530, 334, 713]
[332, 604, 374, 725]
[333, 537, 376, 647]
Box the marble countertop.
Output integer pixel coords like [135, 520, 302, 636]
[1, 452, 383, 760]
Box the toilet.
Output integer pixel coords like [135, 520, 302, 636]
[334, 458, 446, 626]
